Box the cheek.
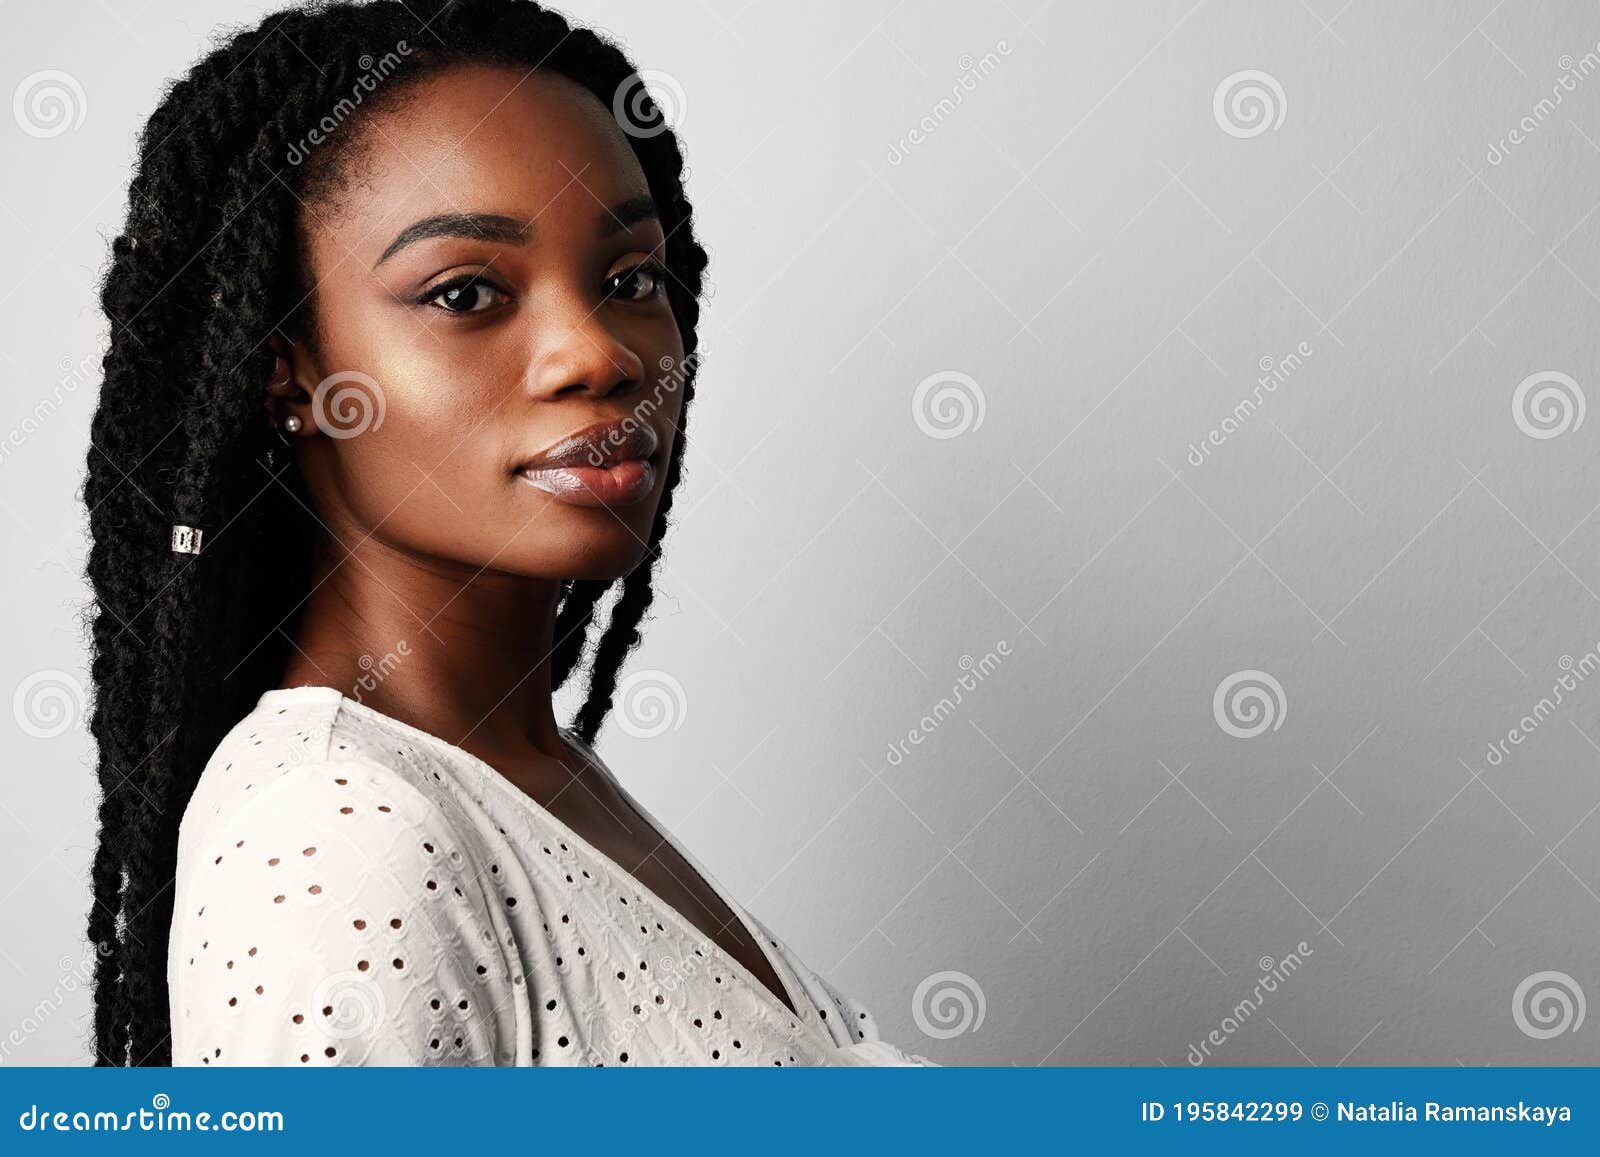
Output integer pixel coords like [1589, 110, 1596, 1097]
[319, 347, 510, 534]
[302, 298, 693, 572]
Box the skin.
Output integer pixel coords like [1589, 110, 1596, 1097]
[265, 63, 798, 1019]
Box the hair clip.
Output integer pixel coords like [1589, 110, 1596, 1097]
[170, 525, 204, 555]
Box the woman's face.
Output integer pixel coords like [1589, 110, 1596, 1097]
[279, 63, 686, 581]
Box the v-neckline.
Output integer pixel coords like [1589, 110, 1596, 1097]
[263, 685, 817, 1036]
[554, 726, 807, 1022]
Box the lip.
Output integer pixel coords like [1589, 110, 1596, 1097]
[515, 419, 659, 472]
[514, 419, 660, 508]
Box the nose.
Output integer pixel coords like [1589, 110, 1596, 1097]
[526, 289, 644, 400]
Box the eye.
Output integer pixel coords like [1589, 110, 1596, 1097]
[605, 260, 667, 303]
[420, 274, 510, 314]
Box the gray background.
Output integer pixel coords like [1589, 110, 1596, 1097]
[3, 0, 1599, 1065]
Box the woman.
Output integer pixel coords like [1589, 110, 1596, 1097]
[84, 0, 933, 1067]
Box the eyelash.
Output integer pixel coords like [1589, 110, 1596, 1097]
[605, 259, 669, 303]
[415, 260, 669, 314]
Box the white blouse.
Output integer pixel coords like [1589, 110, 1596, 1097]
[167, 684, 936, 1067]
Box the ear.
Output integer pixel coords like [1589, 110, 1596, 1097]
[265, 332, 318, 437]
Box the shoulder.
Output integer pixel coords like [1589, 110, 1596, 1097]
[178, 753, 468, 893]
[169, 697, 520, 1065]
[177, 688, 344, 845]
[169, 753, 520, 1065]
[176, 688, 471, 884]
[172, 687, 500, 951]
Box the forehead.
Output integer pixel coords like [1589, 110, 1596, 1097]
[309, 63, 652, 254]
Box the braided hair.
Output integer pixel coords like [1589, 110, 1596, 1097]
[82, 0, 708, 1067]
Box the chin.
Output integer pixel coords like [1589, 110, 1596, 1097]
[526, 517, 658, 581]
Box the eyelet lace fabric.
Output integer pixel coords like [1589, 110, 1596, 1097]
[167, 685, 937, 1067]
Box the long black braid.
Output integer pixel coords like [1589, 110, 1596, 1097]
[82, 0, 708, 1067]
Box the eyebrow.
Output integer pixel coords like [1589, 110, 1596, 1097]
[374, 195, 661, 267]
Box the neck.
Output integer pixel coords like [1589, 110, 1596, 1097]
[277, 530, 574, 765]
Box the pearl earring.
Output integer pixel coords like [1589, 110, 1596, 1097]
[282, 415, 303, 434]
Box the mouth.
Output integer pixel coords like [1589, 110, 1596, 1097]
[513, 419, 660, 508]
